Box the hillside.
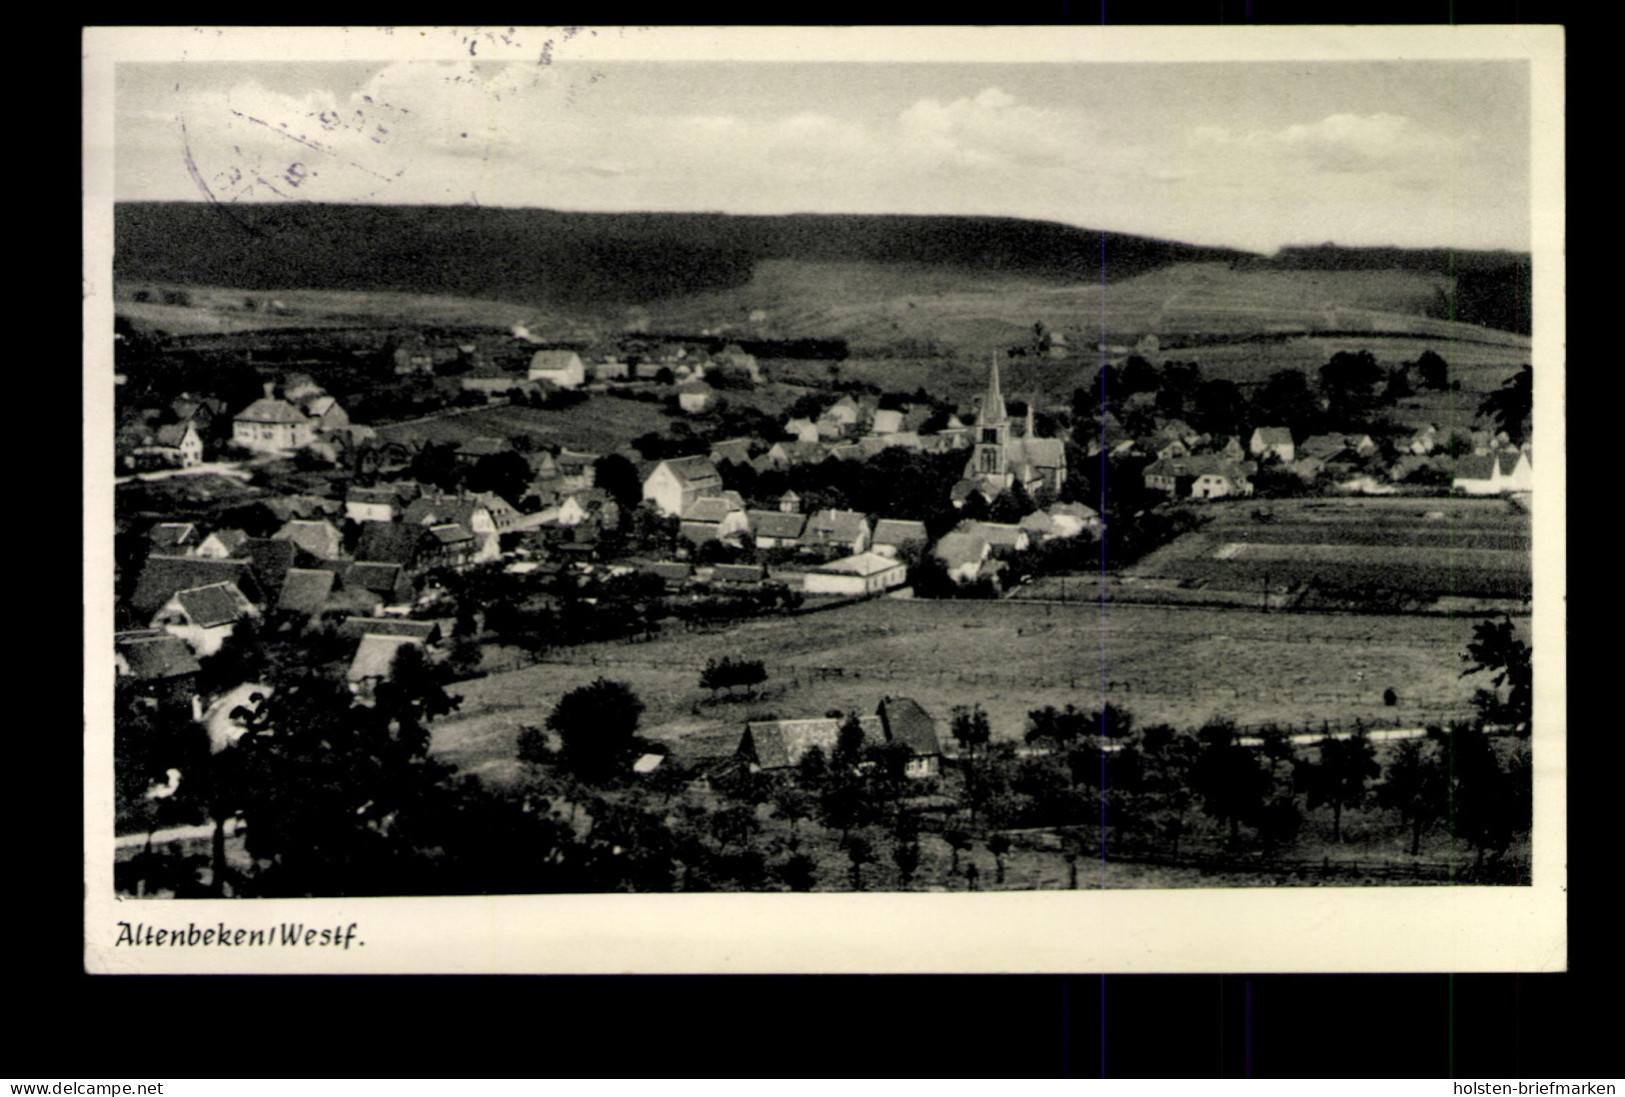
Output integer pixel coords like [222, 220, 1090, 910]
[113, 202, 1253, 307]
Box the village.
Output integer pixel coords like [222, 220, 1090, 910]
[112, 314, 1535, 896]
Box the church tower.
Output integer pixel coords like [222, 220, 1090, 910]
[973, 354, 1010, 480]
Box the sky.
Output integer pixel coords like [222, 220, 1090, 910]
[113, 55, 1532, 255]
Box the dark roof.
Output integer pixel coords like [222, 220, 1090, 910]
[658, 455, 723, 486]
[878, 697, 942, 757]
[346, 562, 410, 596]
[172, 583, 254, 628]
[336, 617, 442, 642]
[741, 716, 884, 770]
[747, 510, 807, 540]
[872, 519, 928, 547]
[1253, 427, 1294, 446]
[356, 522, 425, 567]
[116, 634, 201, 680]
[710, 440, 753, 465]
[276, 568, 336, 615]
[456, 436, 512, 457]
[646, 561, 692, 582]
[711, 563, 765, 583]
[347, 635, 423, 682]
[232, 538, 299, 592]
[132, 556, 262, 616]
[429, 523, 475, 545]
[803, 509, 869, 544]
[147, 523, 198, 548]
[237, 397, 308, 424]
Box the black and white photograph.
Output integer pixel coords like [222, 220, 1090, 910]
[83, 26, 1565, 973]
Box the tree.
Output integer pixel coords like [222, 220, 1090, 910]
[950, 704, 991, 759]
[1460, 616, 1532, 733]
[1251, 369, 1323, 437]
[1294, 732, 1379, 842]
[594, 453, 644, 512]
[771, 786, 815, 843]
[1190, 720, 1273, 846]
[987, 832, 1012, 885]
[832, 712, 868, 771]
[891, 840, 921, 890]
[1478, 364, 1532, 445]
[1318, 350, 1385, 422]
[1415, 350, 1450, 391]
[547, 678, 645, 783]
[777, 851, 819, 891]
[1377, 736, 1447, 856]
[1442, 725, 1519, 868]
[944, 828, 973, 874]
[843, 833, 877, 891]
[466, 450, 532, 508]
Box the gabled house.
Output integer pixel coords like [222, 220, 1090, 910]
[709, 563, 766, 586]
[558, 489, 620, 529]
[677, 381, 716, 414]
[147, 523, 200, 556]
[335, 617, 443, 644]
[968, 522, 1029, 556]
[115, 630, 202, 713]
[131, 556, 264, 619]
[1144, 456, 1256, 499]
[150, 582, 259, 656]
[233, 391, 316, 454]
[760, 441, 829, 470]
[642, 455, 724, 517]
[347, 634, 425, 702]
[644, 561, 693, 591]
[803, 552, 907, 596]
[403, 493, 501, 562]
[355, 521, 432, 572]
[527, 349, 587, 388]
[153, 422, 205, 466]
[870, 409, 905, 436]
[871, 519, 928, 558]
[736, 715, 884, 773]
[679, 495, 749, 546]
[875, 697, 944, 778]
[783, 418, 821, 444]
[300, 394, 350, 433]
[345, 487, 402, 525]
[272, 518, 345, 561]
[195, 528, 249, 560]
[709, 439, 754, 467]
[933, 531, 991, 584]
[1408, 424, 1441, 456]
[1047, 503, 1102, 538]
[276, 568, 338, 617]
[1452, 450, 1534, 495]
[747, 509, 808, 549]
[800, 509, 871, 555]
[343, 562, 416, 607]
[1249, 427, 1295, 463]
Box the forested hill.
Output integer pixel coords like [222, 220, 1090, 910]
[113, 203, 1255, 306]
[1250, 245, 1533, 336]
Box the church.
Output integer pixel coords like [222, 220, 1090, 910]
[953, 355, 1068, 506]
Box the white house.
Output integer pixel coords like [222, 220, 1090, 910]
[1249, 427, 1295, 463]
[528, 350, 587, 388]
[233, 393, 316, 453]
[802, 552, 907, 596]
[642, 455, 724, 517]
[150, 582, 259, 657]
[1452, 450, 1533, 495]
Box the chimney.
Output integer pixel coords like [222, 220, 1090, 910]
[262, 381, 276, 399]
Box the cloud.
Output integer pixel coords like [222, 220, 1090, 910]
[896, 87, 1083, 170]
[1189, 112, 1480, 175]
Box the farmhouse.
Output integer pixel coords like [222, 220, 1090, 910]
[233, 391, 316, 454]
[871, 519, 929, 558]
[802, 552, 907, 596]
[346, 634, 425, 702]
[132, 556, 264, 619]
[933, 530, 991, 584]
[528, 349, 586, 388]
[801, 509, 872, 555]
[875, 697, 944, 778]
[747, 509, 808, 549]
[195, 528, 248, 560]
[1249, 427, 1295, 463]
[558, 489, 620, 529]
[150, 582, 259, 657]
[736, 714, 884, 773]
[403, 493, 502, 562]
[642, 455, 724, 517]
[1145, 456, 1256, 499]
[679, 495, 749, 546]
[1452, 450, 1533, 495]
[271, 518, 344, 561]
[276, 568, 338, 616]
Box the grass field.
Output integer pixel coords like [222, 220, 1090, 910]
[372, 398, 678, 454]
[1120, 497, 1532, 606]
[428, 596, 1493, 785]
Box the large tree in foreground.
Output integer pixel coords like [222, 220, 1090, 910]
[548, 678, 645, 783]
[1460, 616, 1533, 734]
[1478, 364, 1532, 445]
[1294, 732, 1380, 843]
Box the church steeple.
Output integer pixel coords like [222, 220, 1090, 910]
[982, 353, 1008, 427]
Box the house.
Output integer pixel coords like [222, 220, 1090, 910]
[875, 697, 944, 778]
[1144, 456, 1256, 499]
[1047, 503, 1101, 539]
[343, 562, 416, 606]
[870, 409, 904, 436]
[642, 455, 724, 517]
[871, 519, 928, 558]
[970, 522, 1029, 555]
[558, 489, 621, 529]
[195, 528, 249, 560]
[231, 538, 300, 604]
[233, 390, 316, 453]
[1216, 436, 1247, 461]
[679, 496, 749, 546]
[1452, 450, 1534, 495]
[747, 509, 808, 549]
[783, 418, 821, 444]
[777, 490, 802, 514]
[714, 344, 761, 382]
[335, 617, 443, 644]
[147, 523, 201, 556]
[421, 523, 479, 569]
[552, 451, 599, 495]
[403, 494, 501, 562]
[710, 563, 766, 586]
[300, 394, 350, 433]
[709, 439, 754, 467]
[346, 634, 425, 701]
[150, 582, 259, 656]
[933, 531, 991, 584]
[454, 436, 514, 464]
[355, 522, 431, 572]
[760, 441, 829, 470]
[1408, 424, 1441, 456]
[644, 561, 693, 591]
[1249, 427, 1295, 463]
[1019, 511, 1057, 542]
[800, 509, 871, 555]
[115, 631, 202, 713]
[131, 556, 264, 619]
[275, 568, 338, 616]
[272, 518, 345, 561]
[825, 395, 862, 427]
[527, 349, 586, 388]
[1299, 434, 1351, 462]
[677, 381, 716, 414]
[736, 714, 884, 772]
[803, 552, 907, 596]
[153, 422, 205, 467]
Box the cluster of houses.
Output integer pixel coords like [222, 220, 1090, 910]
[735, 696, 945, 779]
[1132, 418, 1533, 500]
